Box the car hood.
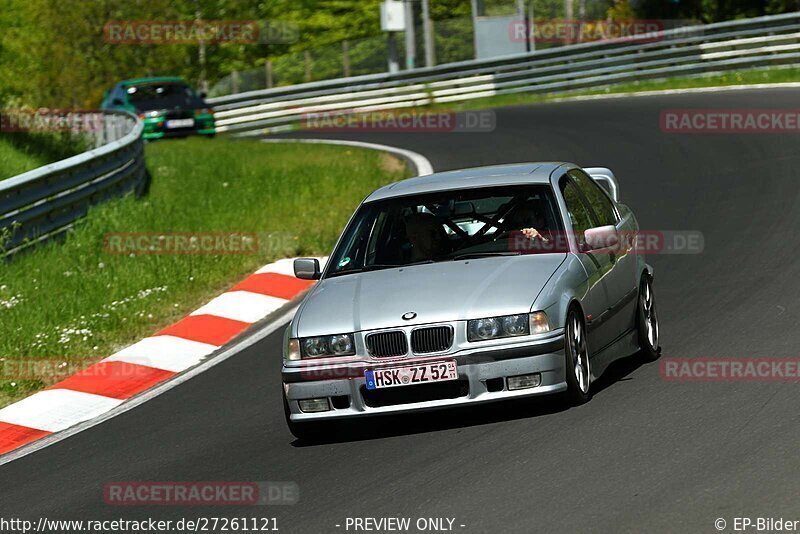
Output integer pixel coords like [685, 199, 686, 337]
[294, 254, 566, 337]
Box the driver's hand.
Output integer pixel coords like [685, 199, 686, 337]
[521, 227, 548, 242]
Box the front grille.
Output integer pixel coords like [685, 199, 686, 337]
[411, 326, 453, 354]
[366, 331, 408, 357]
[361, 380, 469, 408]
[164, 109, 194, 120]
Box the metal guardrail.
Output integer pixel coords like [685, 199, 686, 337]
[207, 12, 800, 135]
[0, 111, 146, 258]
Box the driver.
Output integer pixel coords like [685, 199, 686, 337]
[504, 200, 551, 242]
[404, 212, 448, 261]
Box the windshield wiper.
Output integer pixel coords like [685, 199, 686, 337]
[327, 261, 434, 277]
[451, 251, 522, 261]
[401, 259, 435, 267]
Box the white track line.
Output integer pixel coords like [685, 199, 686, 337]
[104, 336, 219, 373]
[0, 390, 123, 433]
[190, 291, 288, 323]
[549, 82, 800, 104]
[256, 256, 329, 276]
[255, 258, 299, 276]
[260, 138, 435, 176]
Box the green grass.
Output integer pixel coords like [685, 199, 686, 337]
[0, 138, 46, 179]
[423, 66, 800, 113]
[0, 132, 88, 180]
[0, 138, 410, 407]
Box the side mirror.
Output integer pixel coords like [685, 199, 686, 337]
[584, 167, 619, 202]
[199, 91, 208, 99]
[294, 258, 321, 280]
[583, 225, 618, 252]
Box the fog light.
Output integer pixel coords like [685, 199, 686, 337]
[507, 373, 541, 391]
[298, 398, 330, 413]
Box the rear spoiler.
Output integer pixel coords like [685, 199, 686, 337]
[584, 167, 619, 202]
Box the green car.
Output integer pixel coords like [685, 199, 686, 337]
[101, 77, 215, 140]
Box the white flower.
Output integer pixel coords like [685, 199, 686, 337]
[98, 262, 105, 269]
[0, 294, 22, 309]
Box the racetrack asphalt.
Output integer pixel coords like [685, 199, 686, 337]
[2, 88, 800, 533]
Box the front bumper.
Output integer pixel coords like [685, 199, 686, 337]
[282, 333, 567, 422]
[141, 117, 215, 139]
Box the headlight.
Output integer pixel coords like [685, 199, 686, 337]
[297, 333, 356, 358]
[468, 312, 549, 341]
[469, 318, 501, 340]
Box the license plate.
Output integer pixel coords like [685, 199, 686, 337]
[165, 118, 194, 129]
[365, 360, 457, 390]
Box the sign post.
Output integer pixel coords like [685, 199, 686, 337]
[381, 0, 406, 73]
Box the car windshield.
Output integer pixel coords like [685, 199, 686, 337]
[328, 185, 565, 276]
[127, 82, 202, 111]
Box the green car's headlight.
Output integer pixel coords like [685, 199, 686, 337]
[295, 334, 356, 358]
[468, 312, 549, 341]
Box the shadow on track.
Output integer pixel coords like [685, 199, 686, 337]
[291, 352, 652, 447]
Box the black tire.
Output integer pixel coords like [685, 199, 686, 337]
[563, 306, 592, 405]
[637, 274, 661, 362]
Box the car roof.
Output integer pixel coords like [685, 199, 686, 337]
[119, 77, 187, 87]
[364, 162, 572, 202]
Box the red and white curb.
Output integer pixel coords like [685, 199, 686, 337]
[0, 257, 326, 457]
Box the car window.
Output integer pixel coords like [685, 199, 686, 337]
[568, 169, 618, 227]
[108, 85, 126, 105]
[327, 185, 564, 276]
[126, 82, 201, 111]
[559, 176, 596, 245]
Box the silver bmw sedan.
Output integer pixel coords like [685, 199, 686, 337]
[282, 162, 660, 439]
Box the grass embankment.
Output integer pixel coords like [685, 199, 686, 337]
[0, 132, 88, 180]
[0, 138, 411, 407]
[427, 66, 800, 113]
